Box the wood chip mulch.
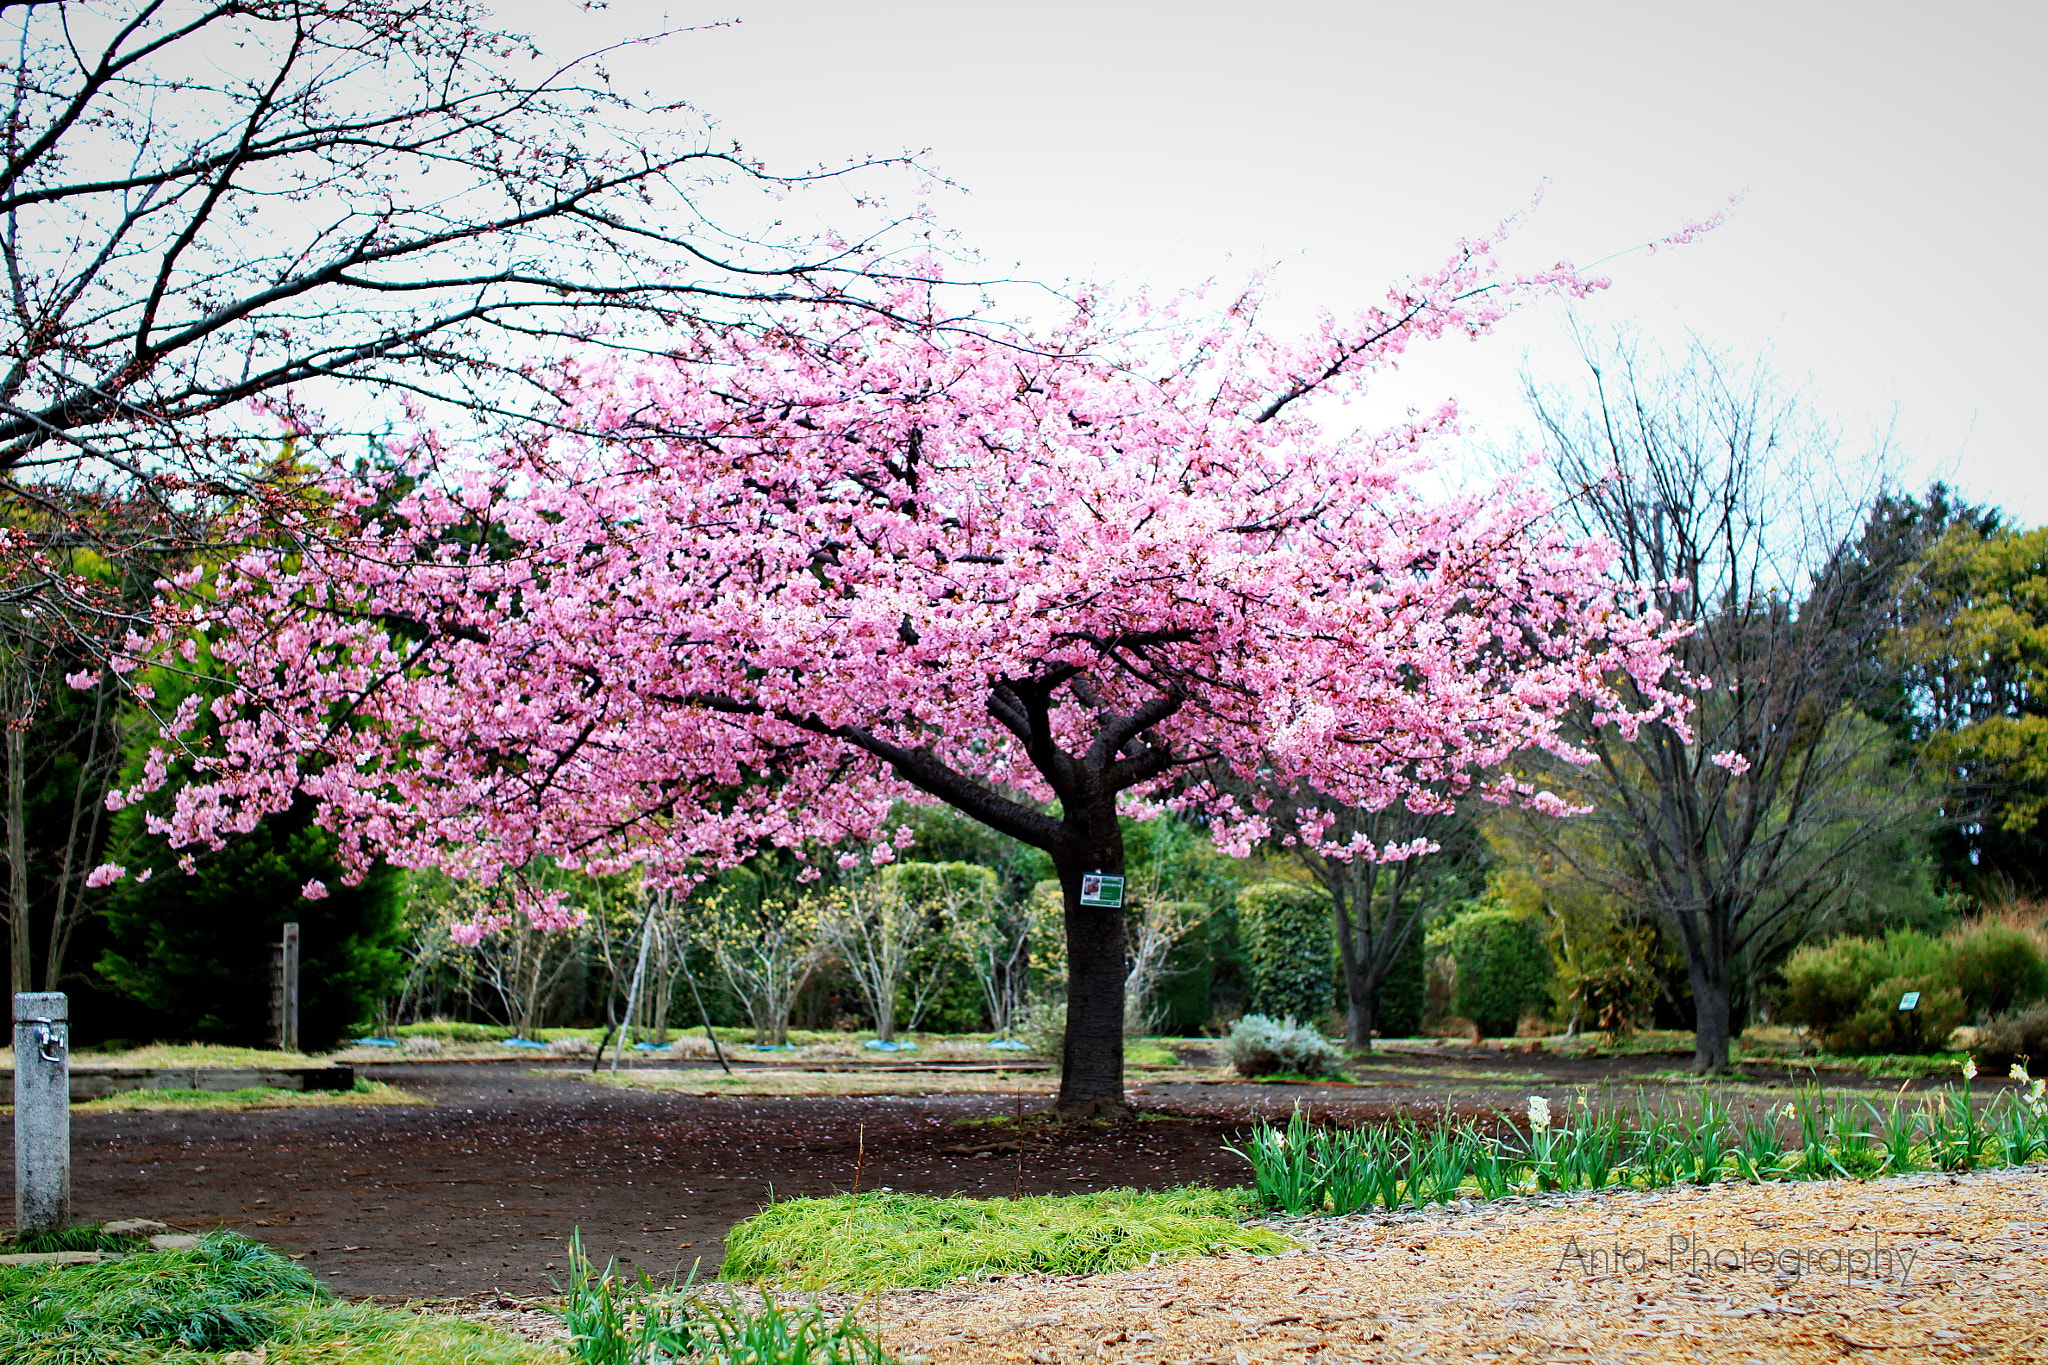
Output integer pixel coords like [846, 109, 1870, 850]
[858, 1166, 2048, 1363]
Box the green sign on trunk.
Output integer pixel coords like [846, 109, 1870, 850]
[1079, 872, 1125, 908]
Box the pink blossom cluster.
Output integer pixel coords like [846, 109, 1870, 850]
[103, 221, 1696, 920]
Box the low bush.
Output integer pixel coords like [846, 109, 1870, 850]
[1014, 996, 1066, 1065]
[1948, 921, 2048, 1019]
[1820, 976, 1967, 1055]
[1974, 1002, 2048, 1072]
[1780, 930, 1965, 1053]
[1223, 1013, 1343, 1078]
[389, 1020, 510, 1043]
[721, 1188, 1284, 1289]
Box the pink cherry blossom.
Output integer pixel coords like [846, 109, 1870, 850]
[107, 219, 1702, 1110]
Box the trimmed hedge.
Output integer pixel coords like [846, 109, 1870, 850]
[1237, 882, 1333, 1023]
[1445, 908, 1549, 1037]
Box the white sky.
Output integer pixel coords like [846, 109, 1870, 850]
[505, 0, 2046, 524]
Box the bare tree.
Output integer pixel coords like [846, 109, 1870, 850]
[821, 866, 959, 1044]
[693, 873, 828, 1047]
[0, 1, 916, 622]
[1507, 328, 1932, 1072]
[1272, 796, 1483, 1050]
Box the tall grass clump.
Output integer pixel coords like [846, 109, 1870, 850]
[1234, 1064, 2048, 1218]
[721, 1188, 1287, 1290]
[0, 1231, 325, 1362]
[558, 1234, 896, 1365]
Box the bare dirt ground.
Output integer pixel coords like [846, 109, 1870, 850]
[859, 1165, 2048, 1363]
[1, 1061, 1263, 1298]
[0, 1048, 2009, 1306]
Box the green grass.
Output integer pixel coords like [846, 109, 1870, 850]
[66, 1079, 422, 1115]
[558, 1235, 892, 1365]
[1785, 1051, 1972, 1079]
[721, 1187, 1288, 1290]
[0, 1231, 559, 1365]
[4, 1077, 422, 1118]
[0, 1230, 325, 1361]
[265, 1300, 563, 1364]
[4, 1042, 331, 1069]
[0, 1225, 138, 1255]
[1233, 1077, 2048, 1217]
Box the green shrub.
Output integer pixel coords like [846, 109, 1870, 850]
[1375, 917, 1427, 1038]
[1974, 1002, 2048, 1072]
[1237, 882, 1332, 1022]
[1015, 996, 1065, 1065]
[1822, 976, 1967, 1054]
[1947, 922, 2048, 1019]
[1780, 935, 1894, 1033]
[1445, 907, 1549, 1037]
[721, 1188, 1283, 1290]
[1780, 930, 1959, 1053]
[1552, 920, 1662, 1036]
[1223, 1013, 1342, 1078]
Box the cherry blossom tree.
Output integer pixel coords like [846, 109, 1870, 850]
[99, 223, 1698, 1115]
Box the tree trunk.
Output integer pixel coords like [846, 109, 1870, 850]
[1054, 802, 1130, 1119]
[1688, 957, 1733, 1074]
[1334, 894, 1375, 1051]
[1345, 982, 1377, 1054]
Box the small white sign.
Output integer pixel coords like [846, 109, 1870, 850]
[1898, 991, 1921, 1011]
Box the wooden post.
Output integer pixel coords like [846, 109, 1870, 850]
[13, 991, 70, 1236]
[270, 923, 301, 1053]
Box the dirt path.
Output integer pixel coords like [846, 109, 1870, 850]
[860, 1166, 2048, 1363]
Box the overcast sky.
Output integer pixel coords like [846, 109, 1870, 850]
[508, 0, 2045, 524]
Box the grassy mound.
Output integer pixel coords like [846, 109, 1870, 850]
[0, 1232, 555, 1364]
[722, 1187, 1288, 1290]
[0, 1231, 323, 1361]
[70, 1079, 421, 1115]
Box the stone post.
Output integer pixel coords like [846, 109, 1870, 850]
[13, 991, 70, 1236]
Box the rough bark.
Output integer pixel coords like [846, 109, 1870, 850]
[1687, 958, 1733, 1074]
